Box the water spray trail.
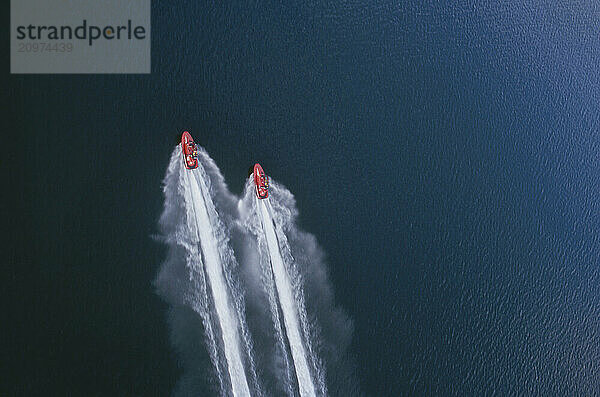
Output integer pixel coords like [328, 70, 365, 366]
[195, 150, 262, 396]
[160, 148, 227, 395]
[184, 166, 251, 397]
[239, 186, 296, 395]
[258, 197, 317, 397]
[160, 148, 354, 396]
[263, 197, 328, 397]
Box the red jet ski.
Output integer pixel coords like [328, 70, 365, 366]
[181, 131, 198, 169]
[253, 163, 269, 199]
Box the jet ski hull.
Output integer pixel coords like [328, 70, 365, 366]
[253, 163, 269, 199]
[181, 131, 198, 169]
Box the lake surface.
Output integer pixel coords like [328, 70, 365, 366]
[5, 1, 600, 395]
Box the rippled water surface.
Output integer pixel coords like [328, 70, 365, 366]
[6, 1, 600, 395]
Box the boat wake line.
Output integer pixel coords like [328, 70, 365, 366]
[157, 139, 357, 396]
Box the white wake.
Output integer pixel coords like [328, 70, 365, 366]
[259, 198, 317, 397]
[239, 178, 328, 396]
[158, 148, 353, 396]
[158, 146, 256, 396]
[185, 168, 250, 396]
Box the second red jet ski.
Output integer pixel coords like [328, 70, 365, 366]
[181, 131, 198, 169]
[253, 163, 269, 199]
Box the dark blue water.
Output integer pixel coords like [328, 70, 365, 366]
[5, 1, 600, 395]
